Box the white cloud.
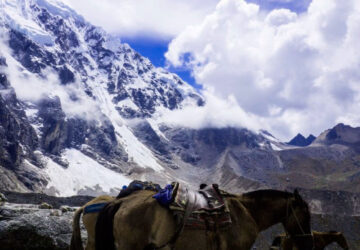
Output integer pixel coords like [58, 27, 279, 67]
[265, 8, 297, 26]
[166, 0, 360, 140]
[157, 91, 265, 132]
[62, 0, 218, 38]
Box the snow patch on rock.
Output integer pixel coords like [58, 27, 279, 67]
[43, 149, 131, 196]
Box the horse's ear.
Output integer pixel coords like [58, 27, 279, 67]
[294, 189, 301, 200]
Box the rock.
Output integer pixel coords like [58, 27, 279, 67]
[0, 192, 7, 205]
[60, 205, 75, 213]
[0, 203, 87, 250]
[50, 210, 61, 216]
[39, 202, 53, 209]
[0, 192, 7, 201]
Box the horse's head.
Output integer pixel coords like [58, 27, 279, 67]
[282, 189, 314, 250]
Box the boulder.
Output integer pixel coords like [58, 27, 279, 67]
[39, 202, 53, 209]
[0, 192, 7, 204]
[60, 205, 75, 213]
[0, 203, 86, 250]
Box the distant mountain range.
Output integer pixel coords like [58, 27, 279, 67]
[1, 0, 360, 201]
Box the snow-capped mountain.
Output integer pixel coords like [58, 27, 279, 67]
[1, 0, 360, 197]
[0, 0, 206, 195]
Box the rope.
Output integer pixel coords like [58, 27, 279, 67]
[286, 198, 315, 250]
[289, 202, 306, 235]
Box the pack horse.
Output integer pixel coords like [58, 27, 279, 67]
[74, 182, 314, 250]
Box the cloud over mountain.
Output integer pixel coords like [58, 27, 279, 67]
[166, 0, 360, 139]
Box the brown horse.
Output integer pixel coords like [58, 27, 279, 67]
[94, 189, 313, 250]
[270, 231, 349, 250]
[70, 195, 115, 250]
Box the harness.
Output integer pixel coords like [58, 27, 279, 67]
[268, 198, 314, 250]
[153, 188, 196, 250]
[283, 198, 314, 249]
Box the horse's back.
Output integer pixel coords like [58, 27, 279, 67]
[112, 190, 176, 249]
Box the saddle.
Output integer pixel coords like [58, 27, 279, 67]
[169, 183, 232, 230]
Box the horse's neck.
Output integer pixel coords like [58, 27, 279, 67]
[315, 233, 337, 249]
[241, 196, 287, 231]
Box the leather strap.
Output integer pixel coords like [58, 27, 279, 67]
[155, 188, 195, 250]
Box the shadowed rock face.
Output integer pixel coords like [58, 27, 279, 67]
[287, 133, 316, 146]
[0, 77, 38, 169]
[38, 97, 67, 156]
[0, 66, 44, 191]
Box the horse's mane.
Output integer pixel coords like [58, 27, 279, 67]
[242, 189, 295, 200]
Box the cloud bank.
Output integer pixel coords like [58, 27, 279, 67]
[62, 0, 218, 38]
[157, 91, 265, 132]
[166, 0, 360, 140]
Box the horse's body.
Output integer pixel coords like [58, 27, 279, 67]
[95, 189, 313, 250]
[70, 195, 115, 250]
[271, 231, 349, 250]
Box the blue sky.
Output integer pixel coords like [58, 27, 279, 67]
[246, 0, 312, 13]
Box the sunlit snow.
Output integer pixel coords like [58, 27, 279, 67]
[44, 148, 131, 196]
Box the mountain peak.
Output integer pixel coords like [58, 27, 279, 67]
[313, 123, 360, 146]
[287, 133, 315, 147]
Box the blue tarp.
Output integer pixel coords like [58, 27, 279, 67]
[153, 184, 173, 206]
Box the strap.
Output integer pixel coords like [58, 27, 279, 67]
[83, 202, 109, 214]
[155, 188, 195, 249]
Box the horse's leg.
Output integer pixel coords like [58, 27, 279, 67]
[281, 238, 294, 250]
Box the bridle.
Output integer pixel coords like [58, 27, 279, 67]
[284, 198, 314, 250]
